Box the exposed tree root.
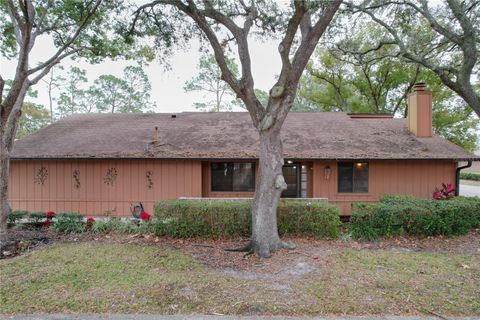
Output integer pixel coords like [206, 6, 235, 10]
[224, 242, 254, 252]
[225, 240, 296, 258]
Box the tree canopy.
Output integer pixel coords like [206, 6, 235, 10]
[294, 21, 479, 151]
[345, 0, 480, 117]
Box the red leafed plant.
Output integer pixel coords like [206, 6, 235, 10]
[87, 217, 95, 223]
[432, 183, 455, 200]
[45, 211, 55, 217]
[140, 212, 151, 220]
[43, 220, 52, 228]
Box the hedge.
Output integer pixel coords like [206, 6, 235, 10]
[460, 172, 480, 181]
[154, 200, 341, 239]
[349, 195, 480, 240]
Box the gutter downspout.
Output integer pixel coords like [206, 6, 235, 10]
[456, 160, 472, 196]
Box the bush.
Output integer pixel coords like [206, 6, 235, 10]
[154, 200, 341, 239]
[277, 201, 341, 238]
[91, 217, 155, 234]
[349, 195, 480, 240]
[460, 172, 480, 181]
[7, 211, 29, 224]
[53, 212, 85, 233]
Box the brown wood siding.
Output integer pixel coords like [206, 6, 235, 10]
[9, 158, 457, 217]
[311, 160, 457, 215]
[8, 159, 202, 216]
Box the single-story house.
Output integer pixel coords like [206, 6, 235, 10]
[8, 84, 479, 216]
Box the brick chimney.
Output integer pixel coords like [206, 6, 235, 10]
[407, 82, 432, 137]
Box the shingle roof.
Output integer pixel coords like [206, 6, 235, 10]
[11, 112, 478, 160]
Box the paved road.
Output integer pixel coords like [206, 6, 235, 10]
[459, 183, 480, 197]
[1, 316, 479, 320]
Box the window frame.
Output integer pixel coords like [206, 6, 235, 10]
[337, 161, 369, 194]
[210, 161, 256, 192]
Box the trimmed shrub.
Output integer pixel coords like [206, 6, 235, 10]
[460, 172, 480, 181]
[155, 200, 251, 238]
[349, 195, 480, 240]
[277, 201, 341, 238]
[154, 200, 341, 239]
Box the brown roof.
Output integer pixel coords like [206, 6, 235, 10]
[11, 112, 478, 160]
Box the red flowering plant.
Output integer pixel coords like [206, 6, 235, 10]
[140, 212, 151, 221]
[45, 211, 55, 218]
[432, 183, 455, 200]
[86, 217, 95, 230]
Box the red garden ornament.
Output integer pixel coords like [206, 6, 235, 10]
[140, 212, 151, 220]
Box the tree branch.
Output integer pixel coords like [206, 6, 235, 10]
[27, 0, 102, 76]
[291, 0, 342, 85]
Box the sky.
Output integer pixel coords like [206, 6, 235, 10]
[0, 33, 281, 114]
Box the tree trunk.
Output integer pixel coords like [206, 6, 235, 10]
[0, 148, 11, 245]
[250, 126, 295, 258]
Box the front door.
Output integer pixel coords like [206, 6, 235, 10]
[282, 163, 300, 198]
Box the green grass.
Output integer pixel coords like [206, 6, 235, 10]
[301, 250, 480, 315]
[1, 243, 479, 315]
[0, 243, 217, 314]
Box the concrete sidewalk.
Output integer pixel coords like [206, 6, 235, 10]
[1, 315, 479, 320]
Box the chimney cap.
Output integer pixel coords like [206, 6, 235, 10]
[413, 82, 426, 92]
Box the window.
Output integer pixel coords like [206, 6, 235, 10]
[337, 162, 369, 193]
[211, 162, 255, 192]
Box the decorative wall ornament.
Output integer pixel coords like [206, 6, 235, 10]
[73, 169, 81, 189]
[34, 167, 48, 185]
[103, 168, 118, 186]
[146, 170, 153, 189]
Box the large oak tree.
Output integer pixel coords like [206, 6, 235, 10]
[132, 0, 342, 257]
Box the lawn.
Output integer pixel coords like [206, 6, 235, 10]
[1, 241, 479, 316]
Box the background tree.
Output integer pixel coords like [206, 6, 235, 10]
[41, 65, 63, 123]
[88, 66, 154, 113]
[184, 54, 241, 112]
[347, 0, 480, 117]
[0, 0, 141, 243]
[122, 65, 156, 112]
[57, 66, 88, 117]
[295, 21, 479, 151]
[16, 102, 50, 138]
[132, 0, 342, 257]
[55, 65, 155, 116]
[89, 74, 127, 113]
